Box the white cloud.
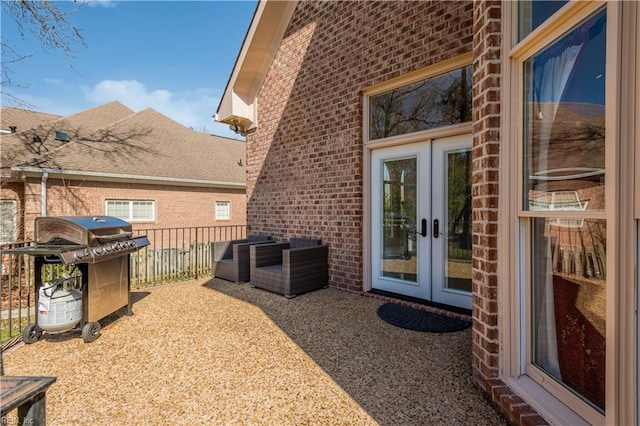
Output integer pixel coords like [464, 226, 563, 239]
[83, 79, 236, 136]
[80, 0, 118, 8]
[3, 79, 242, 140]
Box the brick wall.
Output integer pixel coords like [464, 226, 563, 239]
[471, 2, 547, 424]
[471, 0, 501, 388]
[7, 178, 246, 240]
[246, 0, 474, 292]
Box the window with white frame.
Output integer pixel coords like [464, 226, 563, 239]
[215, 201, 230, 220]
[506, 1, 638, 424]
[0, 200, 17, 244]
[105, 199, 154, 222]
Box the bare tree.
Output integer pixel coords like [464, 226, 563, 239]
[1, 0, 86, 106]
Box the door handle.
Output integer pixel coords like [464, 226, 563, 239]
[420, 218, 427, 237]
[433, 219, 440, 238]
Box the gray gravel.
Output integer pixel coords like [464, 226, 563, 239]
[3, 278, 506, 425]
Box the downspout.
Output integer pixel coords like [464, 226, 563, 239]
[41, 172, 48, 217]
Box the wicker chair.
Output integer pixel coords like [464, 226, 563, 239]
[249, 238, 329, 298]
[212, 235, 272, 283]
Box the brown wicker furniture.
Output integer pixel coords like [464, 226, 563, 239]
[212, 235, 272, 283]
[249, 238, 329, 298]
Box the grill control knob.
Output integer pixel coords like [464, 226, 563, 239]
[93, 247, 103, 255]
[74, 251, 85, 261]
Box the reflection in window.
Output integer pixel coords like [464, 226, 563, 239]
[445, 150, 472, 292]
[523, 8, 606, 212]
[518, 1, 568, 41]
[381, 158, 417, 282]
[531, 217, 606, 412]
[369, 65, 472, 140]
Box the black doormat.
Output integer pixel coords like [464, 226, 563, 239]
[377, 303, 471, 333]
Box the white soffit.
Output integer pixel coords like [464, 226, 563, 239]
[215, 0, 298, 132]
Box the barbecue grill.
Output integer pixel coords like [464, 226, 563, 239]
[3, 216, 149, 343]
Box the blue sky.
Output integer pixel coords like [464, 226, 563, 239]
[1, 0, 257, 139]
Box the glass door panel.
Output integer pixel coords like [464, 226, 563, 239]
[432, 135, 473, 309]
[371, 142, 431, 300]
[381, 157, 417, 282]
[444, 149, 472, 293]
[371, 135, 472, 309]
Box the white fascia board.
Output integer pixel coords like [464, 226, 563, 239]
[216, 87, 257, 131]
[215, 0, 298, 132]
[12, 167, 245, 190]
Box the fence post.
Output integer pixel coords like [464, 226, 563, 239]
[194, 227, 199, 280]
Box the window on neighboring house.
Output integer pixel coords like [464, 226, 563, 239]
[368, 65, 472, 140]
[215, 201, 230, 220]
[105, 199, 154, 222]
[0, 200, 17, 244]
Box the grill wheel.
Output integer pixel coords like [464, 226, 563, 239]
[81, 322, 101, 343]
[22, 323, 42, 344]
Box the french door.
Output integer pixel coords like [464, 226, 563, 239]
[371, 134, 472, 309]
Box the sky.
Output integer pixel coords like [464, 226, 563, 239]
[1, 0, 258, 139]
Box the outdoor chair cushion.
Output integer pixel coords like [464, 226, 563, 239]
[211, 235, 272, 283]
[250, 238, 329, 298]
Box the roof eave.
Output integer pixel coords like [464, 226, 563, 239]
[11, 167, 246, 190]
[214, 0, 298, 133]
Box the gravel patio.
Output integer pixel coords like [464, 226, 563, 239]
[2, 278, 506, 425]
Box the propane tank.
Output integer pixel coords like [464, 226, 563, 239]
[38, 275, 82, 333]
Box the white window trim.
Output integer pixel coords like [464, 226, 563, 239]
[501, 1, 637, 425]
[215, 201, 231, 221]
[105, 199, 155, 222]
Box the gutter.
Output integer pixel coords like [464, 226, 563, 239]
[12, 167, 245, 190]
[41, 171, 48, 216]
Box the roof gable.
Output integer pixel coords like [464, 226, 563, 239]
[1, 102, 135, 167]
[3, 103, 246, 187]
[0, 107, 61, 133]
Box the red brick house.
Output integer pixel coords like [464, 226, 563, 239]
[1, 102, 246, 242]
[216, 1, 638, 424]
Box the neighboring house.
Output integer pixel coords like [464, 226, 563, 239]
[1, 101, 246, 243]
[216, 1, 637, 425]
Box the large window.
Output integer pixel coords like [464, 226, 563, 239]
[368, 65, 472, 140]
[521, 5, 607, 416]
[105, 199, 154, 222]
[499, 1, 640, 423]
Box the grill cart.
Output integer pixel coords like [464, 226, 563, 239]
[4, 216, 149, 343]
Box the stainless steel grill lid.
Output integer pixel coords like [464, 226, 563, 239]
[35, 215, 133, 245]
[3, 215, 149, 265]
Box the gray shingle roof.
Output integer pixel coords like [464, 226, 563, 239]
[1, 102, 246, 186]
